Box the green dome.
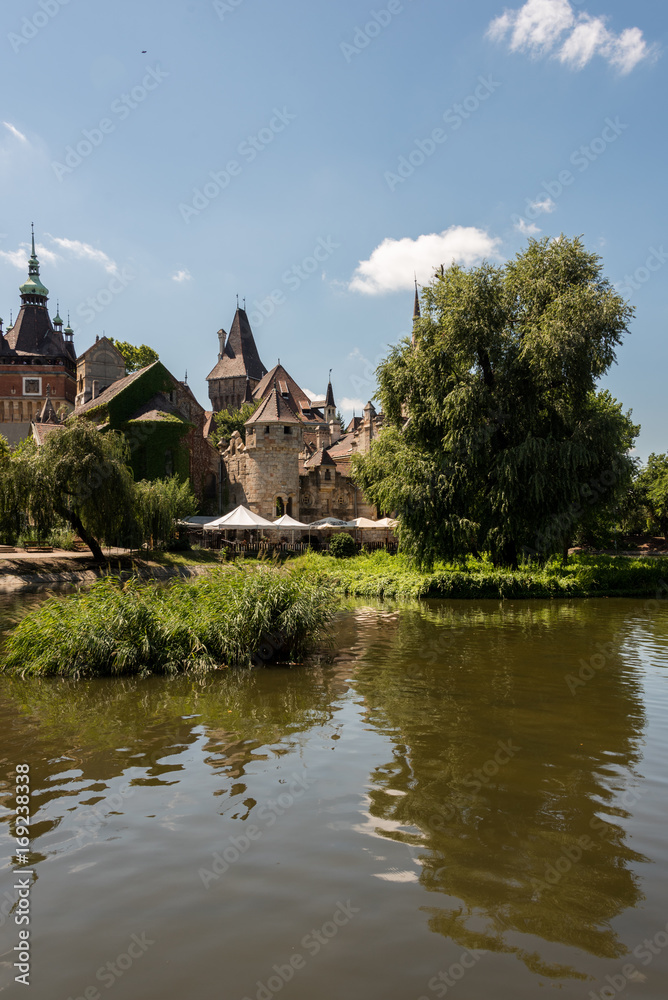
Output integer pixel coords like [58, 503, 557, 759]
[20, 249, 49, 300]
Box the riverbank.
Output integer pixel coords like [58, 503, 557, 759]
[0, 549, 222, 594]
[289, 550, 668, 600]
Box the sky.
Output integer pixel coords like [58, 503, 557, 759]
[1, 0, 666, 458]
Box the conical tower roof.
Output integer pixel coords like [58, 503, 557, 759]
[206, 307, 266, 382]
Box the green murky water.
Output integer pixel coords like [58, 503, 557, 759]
[1, 596, 667, 999]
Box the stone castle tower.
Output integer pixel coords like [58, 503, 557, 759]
[224, 385, 303, 519]
[206, 306, 267, 412]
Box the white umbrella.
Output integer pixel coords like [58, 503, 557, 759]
[374, 517, 398, 528]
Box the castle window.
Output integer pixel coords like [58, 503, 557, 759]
[287, 497, 293, 517]
[284, 426, 292, 435]
[324, 469, 331, 481]
[275, 497, 285, 517]
[265, 426, 270, 435]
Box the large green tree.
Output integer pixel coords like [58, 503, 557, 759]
[11, 420, 136, 560]
[353, 237, 638, 567]
[109, 339, 159, 374]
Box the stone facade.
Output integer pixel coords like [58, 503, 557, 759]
[75, 336, 126, 407]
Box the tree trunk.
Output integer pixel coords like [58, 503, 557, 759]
[56, 506, 105, 561]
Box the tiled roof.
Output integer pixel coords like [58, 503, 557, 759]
[3, 304, 72, 359]
[127, 393, 187, 423]
[206, 308, 266, 381]
[32, 422, 63, 446]
[245, 386, 302, 425]
[253, 363, 311, 409]
[303, 447, 336, 469]
[75, 363, 158, 414]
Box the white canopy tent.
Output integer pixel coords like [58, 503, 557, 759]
[204, 505, 273, 530]
[272, 514, 308, 528]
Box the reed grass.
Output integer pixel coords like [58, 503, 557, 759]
[290, 550, 668, 600]
[1, 567, 336, 678]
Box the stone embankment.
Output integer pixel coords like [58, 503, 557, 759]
[0, 550, 213, 594]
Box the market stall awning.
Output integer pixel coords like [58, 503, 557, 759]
[309, 517, 352, 529]
[272, 514, 309, 528]
[203, 505, 273, 529]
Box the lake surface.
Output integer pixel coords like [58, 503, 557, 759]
[1, 596, 667, 1000]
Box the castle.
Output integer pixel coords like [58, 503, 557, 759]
[207, 306, 383, 522]
[1, 230, 386, 523]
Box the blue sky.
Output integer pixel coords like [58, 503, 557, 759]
[1, 0, 665, 457]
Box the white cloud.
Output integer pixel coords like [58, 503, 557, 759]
[349, 226, 502, 295]
[0, 248, 30, 269]
[49, 236, 118, 274]
[528, 196, 556, 214]
[514, 218, 541, 236]
[2, 121, 28, 143]
[487, 0, 655, 73]
[340, 397, 366, 415]
[171, 268, 191, 283]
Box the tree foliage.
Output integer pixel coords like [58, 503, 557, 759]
[134, 476, 198, 549]
[635, 454, 668, 536]
[2, 420, 136, 559]
[213, 401, 261, 446]
[110, 339, 159, 374]
[353, 236, 638, 567]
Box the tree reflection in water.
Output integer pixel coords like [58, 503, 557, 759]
[348, 600, 650, 980]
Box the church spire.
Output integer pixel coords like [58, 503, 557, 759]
[20, 225, 49, 305]
[413, 277, 420, 321]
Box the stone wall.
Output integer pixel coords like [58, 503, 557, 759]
[208, 375, 260, 414]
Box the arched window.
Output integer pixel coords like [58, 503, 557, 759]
[324, 469, 331, 481]
[275, 497, 285, 517]
[287, 497, 293, 517]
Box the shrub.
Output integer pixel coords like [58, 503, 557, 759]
[0, 568, 336, 678]
[329, 533, 357, 559]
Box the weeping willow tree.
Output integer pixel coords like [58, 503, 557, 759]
[2, 420, 136, 560]
[353, 236, 638, 567]
[134, 476, 198, 549]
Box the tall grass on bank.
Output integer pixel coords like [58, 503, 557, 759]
[290, 550, 668, 600]
[1, 568, 335, 678]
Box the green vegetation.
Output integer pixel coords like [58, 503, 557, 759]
[328, 533, 357, 559]
[1, 568, 335, 677]
[133, 476, 198, 550]
[0, 420, 198, 557]
[353, 236, 637, 568]
[109, 339, 159, 373]
[212, 400, 261, 445]
[290, 550, 668, 600]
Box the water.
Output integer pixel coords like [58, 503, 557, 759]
[1, 597, 667, 1000]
